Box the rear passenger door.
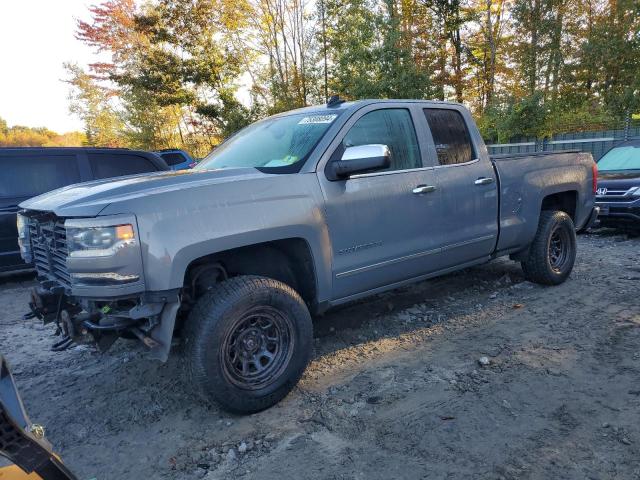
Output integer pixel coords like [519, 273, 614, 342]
[87, 152, 160, 180]
[0, 152, 82, 270]
[423, 107, 499, 266]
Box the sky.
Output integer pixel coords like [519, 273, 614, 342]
[0, 1, 98, 133]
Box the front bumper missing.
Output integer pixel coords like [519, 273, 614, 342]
[26, 287, 179, 361]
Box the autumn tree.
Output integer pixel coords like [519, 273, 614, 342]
[0, 116, 86, 147]
[66, 0, 640, 148]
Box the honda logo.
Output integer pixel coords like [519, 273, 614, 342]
[596, 187, 608, 196]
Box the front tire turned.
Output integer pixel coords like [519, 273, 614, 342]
[521, 210, 577, 286]
[183, 275, 313, 414]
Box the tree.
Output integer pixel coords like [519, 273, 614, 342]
[323, 0, 430, 100]
[65, 63, 127, 147]
[66, 0, 640, 147]
[0, 116, 86, 147]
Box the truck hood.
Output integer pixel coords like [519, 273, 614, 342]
[597, 169, 640, 191]
[20, 168, 265, 217]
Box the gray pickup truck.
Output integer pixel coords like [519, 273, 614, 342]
[18, 99, 598, 413]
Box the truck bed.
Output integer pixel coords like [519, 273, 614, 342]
[490, 150, 594, 254]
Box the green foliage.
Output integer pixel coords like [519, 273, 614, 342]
[323, 0, 430, 99]
[65, 63, 127, 147]
[479, 93, 547, 142]
[65, 0, 640, 152]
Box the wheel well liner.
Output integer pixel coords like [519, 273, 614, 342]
[540, 191, 577, 221]
[183, 238, 317, 307]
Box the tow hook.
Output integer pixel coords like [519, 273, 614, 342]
[51, 310, 76, 352]
[51, 311, 98, 352]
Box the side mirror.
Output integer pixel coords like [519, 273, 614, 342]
[329, 144, 391, 179]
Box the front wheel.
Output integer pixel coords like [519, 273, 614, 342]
[521, 210, 577, 285]
[183, 275, 313, 414]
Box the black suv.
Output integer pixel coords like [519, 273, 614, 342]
[595, 140, 640, 231]
[0, 147, 169, 274]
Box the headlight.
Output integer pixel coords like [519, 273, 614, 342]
[66, 224, 136, 257]
[16, 214, 27, 239]
[16, 214, 32, 262]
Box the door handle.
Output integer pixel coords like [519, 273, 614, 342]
[474, 177, 494, 186]
[412, 185, 437, 194]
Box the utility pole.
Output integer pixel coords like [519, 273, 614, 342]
[320, 0, 328, 101]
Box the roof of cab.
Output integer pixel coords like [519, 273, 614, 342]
[270, 98, 466, 118]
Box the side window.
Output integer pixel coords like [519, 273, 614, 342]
[341, 109, 421, 171]
[88, 153, 157, 180]
[0, 154, 80, 198]
[423, 109, 475, 165]
[160, 153, 185, 166]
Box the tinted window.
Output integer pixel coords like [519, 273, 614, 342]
[341, 109, 421, 171]
[0, 154, 80, 198]
[424, 109, 475, 165]
[88, 153, 157, 180]
[160, 152, 185, 166]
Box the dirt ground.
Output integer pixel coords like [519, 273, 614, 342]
[1, 228, 639, 480]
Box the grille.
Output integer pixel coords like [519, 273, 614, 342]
[28, 217, 71, 288]
[596, 188, 637, 202]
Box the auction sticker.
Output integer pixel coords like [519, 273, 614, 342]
[298, 114, 338, 125]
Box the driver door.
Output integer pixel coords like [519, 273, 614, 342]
[317, 104, 448, 301]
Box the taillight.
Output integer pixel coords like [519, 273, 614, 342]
[592, 162, 598, 194]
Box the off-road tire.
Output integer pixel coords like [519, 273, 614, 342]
[183, 275, 313, 414]
[521, 210, 577, 285]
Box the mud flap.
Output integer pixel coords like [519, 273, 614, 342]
[148, 301, 181, 362]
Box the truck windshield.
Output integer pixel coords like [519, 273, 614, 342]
[597, 145, 640, 171]
[196, 112, 341, 173]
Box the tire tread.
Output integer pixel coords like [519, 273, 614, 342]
[521, 210, 576, 285]
[183, 275, 312, 413]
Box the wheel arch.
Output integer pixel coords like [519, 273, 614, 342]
[181, 236, 320, 309]
[540, 190, 578, 221]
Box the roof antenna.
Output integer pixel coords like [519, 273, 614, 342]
[327, 95, 345, 108]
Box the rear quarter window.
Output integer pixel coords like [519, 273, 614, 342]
[0, 154, 80, 198]
[88, 153, 158, 180]
[160, 152, 186, 166]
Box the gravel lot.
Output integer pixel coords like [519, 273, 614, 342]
[1, 229, 639, 480]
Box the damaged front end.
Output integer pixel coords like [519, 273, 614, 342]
[19, 210, 179, 362]
[27, 288, 179, 361]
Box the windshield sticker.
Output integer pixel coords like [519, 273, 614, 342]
[298, 114, 338, 125]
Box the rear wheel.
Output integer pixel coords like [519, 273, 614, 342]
[521, 210, 577, 285]
[183, 275, 313, 414]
